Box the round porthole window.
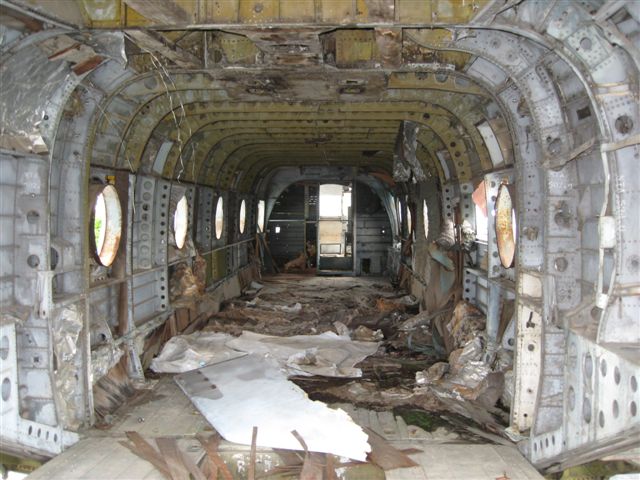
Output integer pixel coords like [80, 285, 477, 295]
[495, 183, 517, 268]
[423, 200, 429, 239]
[257, 200, 265, 233]
[91, 184, 122, 267]
[239, 199, 247, 234]
[215, 197, 224, 240]
[173, 195, 188, 250]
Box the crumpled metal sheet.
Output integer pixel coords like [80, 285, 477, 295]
[393, 120, 426, 182]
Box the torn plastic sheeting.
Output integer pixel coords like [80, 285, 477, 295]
[150, 331, 246, 373]
[174, 354, 371, 461]
[226, 330, 379, 378]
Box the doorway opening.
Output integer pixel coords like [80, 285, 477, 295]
[317, 183, 353, 274]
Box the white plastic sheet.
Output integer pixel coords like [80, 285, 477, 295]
[175, 354, 371, 461]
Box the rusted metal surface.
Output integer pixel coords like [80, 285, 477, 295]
[495, 183, 516, 268]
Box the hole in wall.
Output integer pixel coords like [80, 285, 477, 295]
[495, 183, 516, 268]
[50, 247, 59, 270]
[576, 106, 591, 120]
[257, 200, 265, 233]
[239, 199, 247, 234]
[27, 255, 40, 268]
[615, 115, 633, 135]
[568, 386, 575, 411]
[26, 210, 40, 224]
[554, 257, 568, 272]
[91, 184, 122, 267]
[547, 137, 562, 155]
[173, 195, 188, 250]
[215, 197, 224, 240]
[1, 377, 10, 401]
[583, 397, 592, 423]
[584, 353, 593, 378]
[0, 336, 9, 360]
[579, 37, 592, 51]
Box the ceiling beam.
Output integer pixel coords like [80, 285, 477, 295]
[123, 0, 190, 25]
[126, 30, 202, 69]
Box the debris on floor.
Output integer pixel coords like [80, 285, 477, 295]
[192, 276, 515, 439]
[140, 275, 521, 477]
[174, 354, 372, 461]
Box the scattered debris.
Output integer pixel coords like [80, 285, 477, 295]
[353, 325, 385, 342]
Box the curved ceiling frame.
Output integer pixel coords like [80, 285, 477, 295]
[85, 72, 500, 188]
[153, 100, 485, 186]
[132, 97, 491, 187]
[166, 118, 402, 175]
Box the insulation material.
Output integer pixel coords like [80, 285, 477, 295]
[0, 44, 68, 152]
[0, 32, 124, 153]
[392, 121, 425, 182]
[170, 262, 204, 305]
[447, 301, 486, 351]
[51, 305, 83, 429]
[150, 331, 246, 373]
[225, 331, 380, 378]
[174, 354, 371, 461]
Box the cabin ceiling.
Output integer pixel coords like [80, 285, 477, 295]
[1, 0, 517, 189]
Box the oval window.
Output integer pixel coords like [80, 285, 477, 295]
[173, 195, 188, 249]
[257, 200, 265, 233]
[239, 199, 247, 234]
[91, 184, 122, 267]
[423, 200, 429, 239]
[215, 196, 224, 240]
[495, 183, 517, 268]
[406, 203, 413, 235]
